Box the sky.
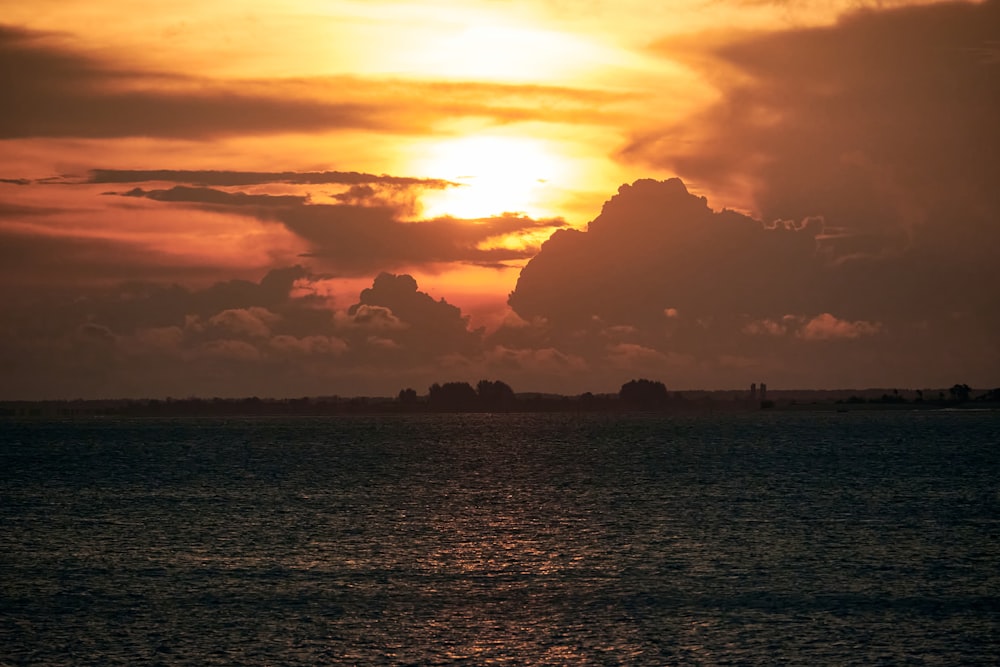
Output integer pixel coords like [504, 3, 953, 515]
[1, 0, 998, 399]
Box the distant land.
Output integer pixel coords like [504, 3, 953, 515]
[2, 381, 998, 417]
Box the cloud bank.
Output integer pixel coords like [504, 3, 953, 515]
[4, 177, 994, 399]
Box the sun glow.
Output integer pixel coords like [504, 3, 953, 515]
[413, 135, 569, 220]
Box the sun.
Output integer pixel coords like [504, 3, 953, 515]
[412, 135, 568, 220]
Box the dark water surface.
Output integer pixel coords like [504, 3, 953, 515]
[2, 412, 999, 664]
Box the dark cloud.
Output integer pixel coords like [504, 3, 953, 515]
[0, 24, 624, 140]
[0, 25, 387, 139]
[106, 182, 566, 272]
[1, 176, 996, 397]
[510, 178, 825, 327]
[602, 1, 1000, 386]
[632, 0, 1000, 265]
[332, 185, 378, 205]
[0, 267, 489, 399]
[505, 178, 1000, 388]
[85, 169, 457, 189]
[347, 272, 483, 358]
[116, 186, 308, 207]
[277, 205, 564, 272]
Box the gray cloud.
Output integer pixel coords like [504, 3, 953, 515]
[85, 169, 457, 189]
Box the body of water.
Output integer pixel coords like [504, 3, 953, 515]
[2, 411, 999, 664]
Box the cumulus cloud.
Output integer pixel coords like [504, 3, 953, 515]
[1, 174, 997, 396]
[340, 304, 407, 331]
[510, 178, 824, 328]
[0, 264, 523, 398]
[797, 313, 882, 341]
[507, 177, 999, 388]
[208, 307, 281, 338]
[744, 313, 882, 340]
[345, 272, 483, 358]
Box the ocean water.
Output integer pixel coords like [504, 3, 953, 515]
[1, 411, 999, 665]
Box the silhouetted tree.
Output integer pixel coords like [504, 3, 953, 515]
[476, 379, 516, 409]
[428, 381, 478, 411]
[397, 387, 418, 405]
[949, 383, 971, 403]
[619, 378, 668, 409]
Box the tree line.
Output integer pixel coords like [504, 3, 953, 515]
[395, 378, 672, 412]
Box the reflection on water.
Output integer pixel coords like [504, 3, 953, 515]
[2, 412, 999, 664]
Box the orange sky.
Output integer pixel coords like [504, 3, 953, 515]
[1, 0, 997, 397]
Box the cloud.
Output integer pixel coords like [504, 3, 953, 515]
[1, 176, 996, 397]
[0, 25, 387, 139]
[507, 177, 1000, 388]
[93, 171, 565, 273]
[9, 168, 564, 283]
[344, 272, 483, 358]
[742, 317, 793, 337]
[117, 186, 308, 207]
[744, 313, 882, 340]
[633, 1, 1000, 270]
[797, 313, 882, 341]
[208, 307, 280, 338]
[340, 304, 407, 331]
[0, 24, 624, 140]
[274, 205, 565, 273]
[0, 266, 503, 398]
[509, 178, 824, 328]
[85, 169, 458, 189]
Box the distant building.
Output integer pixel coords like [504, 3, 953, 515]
[760, 383, 767, 400]
[750, 383, 757, 400]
